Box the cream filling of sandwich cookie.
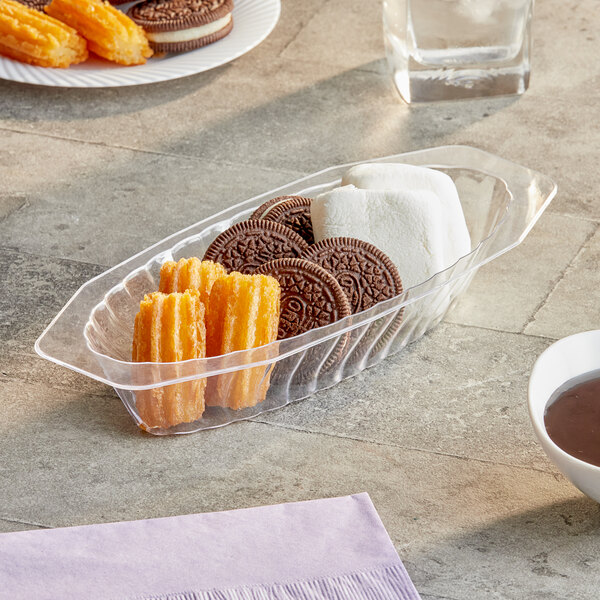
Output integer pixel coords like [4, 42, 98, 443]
[147, 13, 232, 43]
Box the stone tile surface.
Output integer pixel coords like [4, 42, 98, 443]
[446, 213, 597, 334]
[0, 248, 104, 353]
[2, 0, 597, 220]
[1, 0, 600, 598]
[0, 129, 301, 266]
[525, 224, 600, 339]
[256, 0, 326, 59]
[0, 349, 110, 398]
[280, 0, 384, 70]
[0, 379, 598, 600]
[257, 323, 554, 470]
[133, 60, 402, 173]
[0, 1, 343, 154]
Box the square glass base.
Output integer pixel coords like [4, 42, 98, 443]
[384, 0, 533, 103]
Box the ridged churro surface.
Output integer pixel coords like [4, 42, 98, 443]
[159, 258, 227, 306]
[206, 272, 280, 410]
[132, 290, 206, 429]
[45, 0, 152, 65]
[0, 0, 87, 67]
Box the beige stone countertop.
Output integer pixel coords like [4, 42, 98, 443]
[1, 1, 599, 598]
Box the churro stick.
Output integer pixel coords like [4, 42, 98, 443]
[206, 272, 280, 410]
[159, 258, 227, 306]
[132, 290, 206, 430]
[0, 0, 87, 68]
[45, 0, 152, 65]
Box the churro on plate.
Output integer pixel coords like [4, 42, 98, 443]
[0, 0, 87, 67]
[45, 0, 152, 65]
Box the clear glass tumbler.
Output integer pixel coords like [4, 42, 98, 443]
[384, 0, 534, 103]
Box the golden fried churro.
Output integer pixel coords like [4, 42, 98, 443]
[132, 290, 206, 430]
[206, 272, 280, 410]
[159, 258, 227, 306]
[0, 0, 87, 67]
[45, 0, 152, 65]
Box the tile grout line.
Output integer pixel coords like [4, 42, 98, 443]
[0, 125, 183, 158]
[0, 371, 115, 401]
[250, 419, 557, 476]
[0, 126, 304, 177]
[442, 320, 558, 342]
[0, 516, 52, 529]
[0, 244, 109, 270]
[277, 0, 333, 58]
[0, 197, 29, 225]
[520, 220, 600, 334]
[273, 2, 386, 74]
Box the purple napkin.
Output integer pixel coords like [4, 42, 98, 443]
[0, 493, 420, 600]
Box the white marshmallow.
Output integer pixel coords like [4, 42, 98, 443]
[341, 163, 471, 267]
[312, 185, 448, 289]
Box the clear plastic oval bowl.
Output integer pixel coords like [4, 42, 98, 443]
[35, 146, 557, 435]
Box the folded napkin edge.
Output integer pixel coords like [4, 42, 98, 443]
[129, 562, 421, 600]
[0, 493, 373, 537]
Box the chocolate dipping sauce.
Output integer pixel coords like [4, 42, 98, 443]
[545, 371, 600, 467]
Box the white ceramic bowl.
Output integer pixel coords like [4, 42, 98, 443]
[528, 330, 600, 502]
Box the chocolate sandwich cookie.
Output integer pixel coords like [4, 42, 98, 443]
[252, 196, 314, 245]
[250, 196, 293, 219]
[203, 220, 309, 274]
[254, 258, 351, 340]
[301, 237, 403, 314]
[128, 0, 234, 53]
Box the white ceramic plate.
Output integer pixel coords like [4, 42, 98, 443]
[0, 0, 280, 88]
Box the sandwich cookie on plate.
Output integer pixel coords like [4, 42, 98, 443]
[128, 0, 234, 53]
